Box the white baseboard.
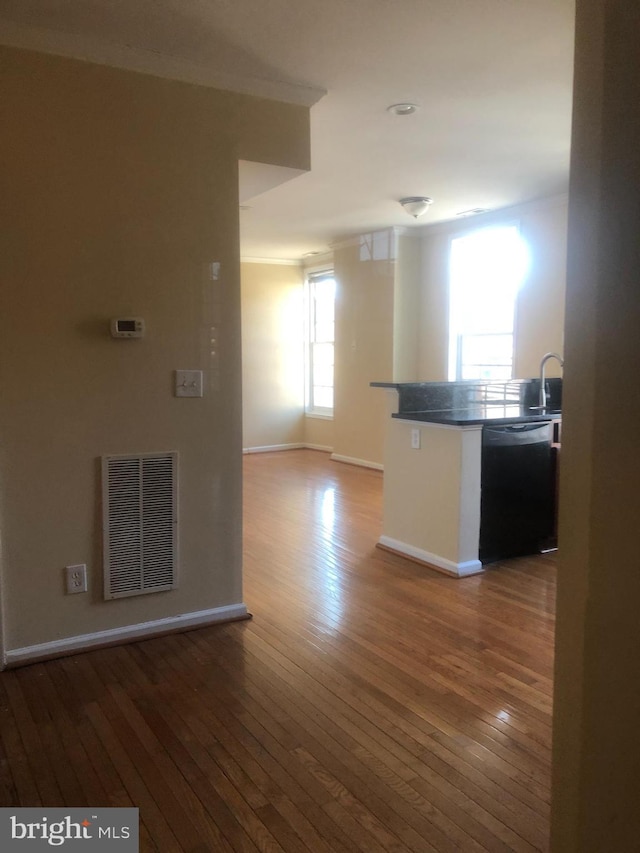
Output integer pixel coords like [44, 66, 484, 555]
[377, 536, 483, 578]
[4, 603, 250, 669]
[330, 453, 384, 471]
[243, 443, 304, 454]
[243, 443, 333, 454]
[244, 446, 382, 463]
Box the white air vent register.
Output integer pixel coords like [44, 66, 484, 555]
[102, 452, 178, 599]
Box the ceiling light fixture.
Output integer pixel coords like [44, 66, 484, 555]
[387, 103, 419, 116]
[399, 196, 433, 218]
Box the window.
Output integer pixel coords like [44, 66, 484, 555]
[448, 225, 529, 381]
[306, 272, 335, 415]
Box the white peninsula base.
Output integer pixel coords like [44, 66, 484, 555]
[378, 416, 484, 577]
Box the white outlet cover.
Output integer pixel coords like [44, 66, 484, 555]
[65, 563, 87, 594]
[175, 369, 203, 397]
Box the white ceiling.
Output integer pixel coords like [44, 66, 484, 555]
[0, 0, 575, 261]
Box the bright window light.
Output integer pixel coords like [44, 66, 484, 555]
[448, 225, 529, 381]
[306, 273, 335, 415]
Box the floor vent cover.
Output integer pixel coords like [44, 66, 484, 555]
[102, 452, 178, 599]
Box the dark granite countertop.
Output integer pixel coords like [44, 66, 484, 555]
[372, 379, 562, 426]
[392, 405, 561, 426]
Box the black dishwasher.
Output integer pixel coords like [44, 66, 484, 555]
[480, 422, 556, 563]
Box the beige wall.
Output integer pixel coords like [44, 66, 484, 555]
[551, 0, 640, 849]
[304, 416, 334, 450]
[333, 235, 395, 467]
[418, 231, 451, 380]
[381, 420, 482, 572]
[417, 198, 568, 380]
[0, 46, 309, 653]
[513, 200, 568, 377]
[330, 206, 568, 468]
[240, 262, 305, 450]
[240, 259, 335, 455]
[393, 235, 422, 381]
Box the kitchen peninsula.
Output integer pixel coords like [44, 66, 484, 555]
[372, 380, 561, 577]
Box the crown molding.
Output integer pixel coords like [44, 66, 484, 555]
[302, 251, 334, 270]
[0, 20, 326, 107]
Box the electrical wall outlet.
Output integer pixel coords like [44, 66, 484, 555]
[65, 563, 87, 594]
[411, 428, 421, 450]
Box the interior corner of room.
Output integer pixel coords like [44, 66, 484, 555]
[240, 195, 568, 473]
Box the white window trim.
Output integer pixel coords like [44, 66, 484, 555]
[306, 408, 335, 420]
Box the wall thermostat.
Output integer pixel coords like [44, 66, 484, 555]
[110, 317, 145, 339]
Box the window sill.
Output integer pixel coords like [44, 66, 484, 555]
[305, 411, 334, 421]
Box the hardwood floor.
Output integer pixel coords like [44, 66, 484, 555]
[0, 449, 556, 851]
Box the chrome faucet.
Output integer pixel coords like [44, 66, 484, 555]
[539, 352, 564, 408]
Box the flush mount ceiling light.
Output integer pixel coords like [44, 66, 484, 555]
[387, 103, 419, 116]
[399, 196, 433, 218]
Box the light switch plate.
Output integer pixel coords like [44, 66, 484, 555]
[175, 369, 203, 397]
[411, 428, 421, 450]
